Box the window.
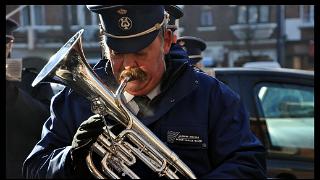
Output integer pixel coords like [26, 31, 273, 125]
[238, 6, 247, 24]
[70, 5, 78, 25]
[256, 83, 314, 158]
[200, 10, 213, 26]
[21, 6, 30, 26]
[70, 5, 98, 26]
[301, 5, 314, 23]
[68, 5, 99, 42]
[237, 5, 270, 24]
[259, 5, 269, 23]
[34, 5, 44, 25]
[20, 5, 44, 26]
[248, 6, 258, 23]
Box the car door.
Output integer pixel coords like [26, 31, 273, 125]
[254, 79, 314, 179]
[215, 70, 314, 179]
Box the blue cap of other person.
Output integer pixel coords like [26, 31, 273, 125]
[165, 5, 183, 31]
[177, 36, 207, 65]
[6, 18, 19, 43]
[87, 5, 167, 53]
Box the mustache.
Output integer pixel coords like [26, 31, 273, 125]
[119, 67, 147, 82]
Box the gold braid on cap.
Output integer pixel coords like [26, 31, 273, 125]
[104, 13, 169, 39]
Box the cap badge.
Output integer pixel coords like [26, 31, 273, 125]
[118, 17, 132, 30]
[117, 8, 127, 15]
[167, 131, 180, 143]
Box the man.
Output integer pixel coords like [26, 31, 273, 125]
[6, 19, 53, 108]
[23, 5, 266, 178]
[164, 5, 189, 60]
[6, 18, 53, 178]
[177, 36, 207, 70]
[165, 5, 183, 44]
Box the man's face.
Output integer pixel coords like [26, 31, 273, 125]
[108, 29, 172, 96]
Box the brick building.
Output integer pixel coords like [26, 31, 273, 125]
[6, 5, 101, 63]
[6, 5, 314, 70]
[178, 5, 314, 70]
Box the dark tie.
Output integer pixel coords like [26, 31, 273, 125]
[133, 96, 151, 118]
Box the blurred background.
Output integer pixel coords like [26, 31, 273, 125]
[6, 5, 314, 71]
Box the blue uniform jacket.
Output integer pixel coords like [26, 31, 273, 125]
[23, 54, 266, 178]
[168, 43, 189, 60]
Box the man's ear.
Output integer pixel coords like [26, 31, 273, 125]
[163, 29, 172, 54]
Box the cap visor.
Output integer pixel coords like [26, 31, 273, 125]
[107, 30, 159, 53]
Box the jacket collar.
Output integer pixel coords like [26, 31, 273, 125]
[142, 58, 199, 126]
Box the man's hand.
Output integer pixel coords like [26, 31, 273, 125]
[70, 114, 105, 177]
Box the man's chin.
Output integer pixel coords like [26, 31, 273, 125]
[125, 82, 142, 93]
[127, 80, 143, 87]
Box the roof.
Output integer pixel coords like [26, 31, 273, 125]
[211, 67, 314, 78]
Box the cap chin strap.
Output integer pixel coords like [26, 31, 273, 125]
[104, 13, 169, 39]
[188, 55, 202, 59]
[162, 54, 167, 72]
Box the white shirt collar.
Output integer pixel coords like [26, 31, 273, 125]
[122, 84, 161, 115]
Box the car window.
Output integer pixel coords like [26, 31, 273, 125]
[256, 83, 314, 158]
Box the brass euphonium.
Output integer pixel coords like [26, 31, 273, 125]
[32, 29, 196, 179]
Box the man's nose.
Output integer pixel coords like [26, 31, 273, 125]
[123, 54, 138, 69]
